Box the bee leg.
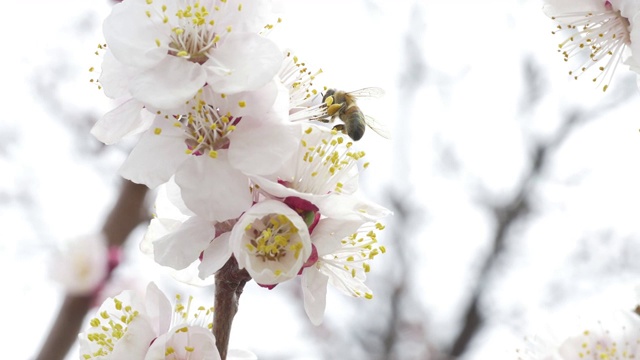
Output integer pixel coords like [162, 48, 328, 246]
[332, 124, 347, 135]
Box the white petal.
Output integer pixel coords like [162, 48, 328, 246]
[302, 268, 329, 326]
[205, 33, 283, 93]
[145, 325, 220, 360]
[141, 217, 183, 255]
[201, 80, 279, 118]
[175, 154, 252, 222]
[228, 119, 299, 176]
[198, 232, 232, 278]
[311, 218, 366, 255]
[628, 13, 640, 73]
[616, 1, 640, 19]
[91, 99, 150, 145]
[249, 175, 317, 203]
[119, 118, 189, 188]
[99, 49, 132, 99]
[103, 0, 169, 69]
[316, 194, 392, 221]
[153, 183, 191, 221]
[109, 315, 156, 359]
[144, 282, 172, 335]
[153, 216, 215, 270]
[130, 56, 207, 109]
[322, 265, 372, 298]
[228, 348, 258, 360]
[217, 0, 272, 33]
[543, 0, 606, 16]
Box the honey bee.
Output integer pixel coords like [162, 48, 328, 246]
[319, 87, 389, 141]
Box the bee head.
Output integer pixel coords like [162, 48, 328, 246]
[322, 89, 336, 103]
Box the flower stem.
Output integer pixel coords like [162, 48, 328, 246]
[213, 256, 252, 360]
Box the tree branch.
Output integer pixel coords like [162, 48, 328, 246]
[213, 257, 252, 360]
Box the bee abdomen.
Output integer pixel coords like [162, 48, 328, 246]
[342, 106, 365, 141]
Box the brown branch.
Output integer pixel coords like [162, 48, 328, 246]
[213, 257, 252, 360]
[34, 180, 148, 360]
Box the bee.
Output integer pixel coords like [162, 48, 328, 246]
[319, 87, 389, 141]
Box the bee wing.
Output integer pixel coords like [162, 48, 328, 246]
[347, 87, 385, 99]
[364, 115, 391, 139]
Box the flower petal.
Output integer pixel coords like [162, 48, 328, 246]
[153, 216, 215, 270]
[228, 119, 299, 176]
[198, 232, 232, 278]
[103, 0, 169, 69]
[175, 154, 252, 222]
[99, 49, 133, 99]
[119, 117, 189, 188]
[302, 267, 329, 326]
[144, 282, 172, 335]
[205, 33, 283, 93]
[109, 315, 156, 359]
[201, 80, 279, 118]
[543, 0, 606, 17]
[130, 56, 207, 109]
[228, 348, 258, 360]
[145, 325, 221, 360]
[316, 194, 392, 221]
[91, 98, 150, 145]
[311, 218, 366, 255]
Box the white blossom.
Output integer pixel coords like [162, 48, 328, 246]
[247, 125, 390, 324]
[50, 233, 110, 295]
[79, 282, 218, 359]
[119, 83, 300, 222]
[141, 182, 232, 284]
[517, 310, 640, 360]
[543, 0, 640, 91]
[91, 0, 285, 146]
[101, 0, 283, 109]
[301, 221, 387, 325]
[230, 199, 312, 286]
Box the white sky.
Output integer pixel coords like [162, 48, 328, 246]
[3, 0, 640, 359]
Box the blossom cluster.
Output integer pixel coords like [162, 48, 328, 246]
[79, 0, 390, 358]
[517, 310, 640, 360]
[543, 0, 640, 91]
[79, 282, 257, 360]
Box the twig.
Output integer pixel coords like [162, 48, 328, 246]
[213, 257, 252, 360]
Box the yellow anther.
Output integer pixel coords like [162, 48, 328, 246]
[154, 128, 162, 135]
